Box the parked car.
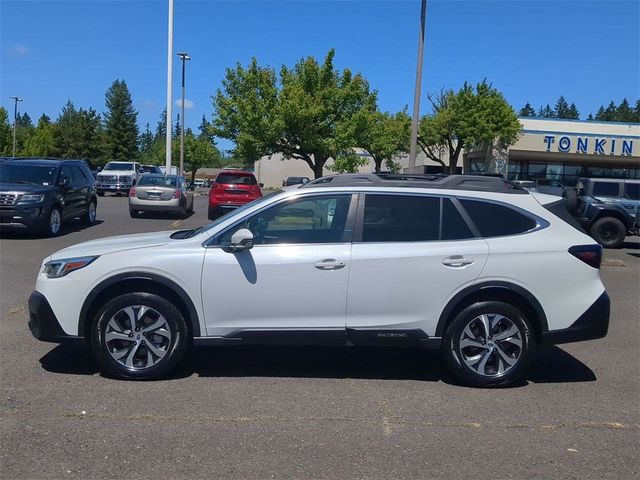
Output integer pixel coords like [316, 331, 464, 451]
[129, 174, 194, 218]
[29, 173, 609, 387]
[140, 165, 163, 174]
[565, 177, 640, 248]
[282, 176, 311, 186]
[0, 158, 97, 236]
[95, 161, 141, 196]
[192, 178, 206, 189]
[208, 170, 263, 220]
[536, 178, 565, 196]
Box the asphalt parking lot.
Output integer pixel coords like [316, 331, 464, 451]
[1, 194, 639, 479]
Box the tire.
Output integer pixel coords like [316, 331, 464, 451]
[562, 188, 578, 214]
[129, 209, 139, 218]
[97, 191, 105, 197]
[42, 207, 62, 237]
[83, 200, 97, 224]
[90, 292, 189, 380]
[442, 301, 536, 388]
[589, 217, 626, 249]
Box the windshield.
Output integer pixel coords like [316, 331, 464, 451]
[104, 162, 134, 171]
[138, 175, 178, 187]
[186, 190, 284, 238]
[0, 164, 58, 186]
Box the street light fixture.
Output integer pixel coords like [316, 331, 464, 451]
[10, 96, 23, 157]
[177, 52, 191, 177]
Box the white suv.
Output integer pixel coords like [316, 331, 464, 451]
[28, 174, 610, 387]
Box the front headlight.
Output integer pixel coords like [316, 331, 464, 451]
[18, 194, 44, 203]
[43, 256, 99, 278]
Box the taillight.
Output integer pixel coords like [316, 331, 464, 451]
[129, 187, 136, 197]
[569, 245, 602, 269]
[173, 190, 181, 199]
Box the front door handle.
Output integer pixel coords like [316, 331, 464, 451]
[442, 255, 474, 267]
[314, 259, 346, 270]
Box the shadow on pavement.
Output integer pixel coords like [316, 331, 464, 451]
[528, 346, 596, 383]
[623, 239, 639, 250]
[40, 343, 597, 385]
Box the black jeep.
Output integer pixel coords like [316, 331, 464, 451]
[0, 158, 98, 236]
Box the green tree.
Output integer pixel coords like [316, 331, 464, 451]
[138, 123, 154, 163]
[519, 102, 536, 117]
[183, 127, 222, 183]
[333, 110, 410, 173]
[53, 100, 104, 163]
[104, 79, 139, 161]
[566, 102, 580, 119]
[635, 100, 640, 121]
[615, 99, 634, 122]
[418, 81, 521, 174]
[538, 104, 556, 118]
[555, 95, 570, 118]
[213, 49, 378, 178]
[0, 107, 12, 155]
[23, 114, 55, 157]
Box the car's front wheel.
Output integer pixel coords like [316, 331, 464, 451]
[443, 301, 535, 388]
[42, 207, 62, 237]
[83, 200, 97, 224]
[90, 293, 189, 380]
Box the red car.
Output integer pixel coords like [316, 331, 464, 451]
[208, 170, 263, 220]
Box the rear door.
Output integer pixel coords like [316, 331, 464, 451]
[346, 193, 489, 337]
[70, 164, 91, 213]
[58, 165, 83, 218]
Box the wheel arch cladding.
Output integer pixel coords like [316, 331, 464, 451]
[436, 282, 548, 343]
[78, 272, 201, 338]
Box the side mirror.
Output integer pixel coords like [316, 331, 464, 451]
[60, 177, 71, 188]
[225, 228, 254, 252]
[138, 168, 144, 174]
[259, 183, 264, 188]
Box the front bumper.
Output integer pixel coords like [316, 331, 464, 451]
[0, 204, 47, 230]
[542, 291, 610, 345]
[28, 291, 83, 344]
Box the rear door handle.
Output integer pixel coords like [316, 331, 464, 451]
[442, 255, 474, 267]
[315, 259, 346, 270]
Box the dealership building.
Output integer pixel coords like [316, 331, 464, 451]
[253, 117, 639, 188]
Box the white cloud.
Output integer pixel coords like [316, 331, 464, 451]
[175, 99, 194, 109]
[10, 45, 29, 56]
[142, 100, 157, 109]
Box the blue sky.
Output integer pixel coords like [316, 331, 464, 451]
[1, 0, 639, 152]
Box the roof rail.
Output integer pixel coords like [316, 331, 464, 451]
[302, 173, 527, 194]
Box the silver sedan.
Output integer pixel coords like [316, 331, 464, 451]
[129, 174, 194, 218]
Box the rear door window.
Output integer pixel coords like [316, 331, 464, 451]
[442, 199, 474, 240]
[592, 182, 620, 197]
[362, 194, 440, 242]
[458, 199, 537, 237]
[624, 183, 640, 200]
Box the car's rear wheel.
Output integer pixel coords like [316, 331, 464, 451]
[129, 208, 139, 218]
[83, 200, 97, 224]
[590, 217, 626, 249]
[90, 293, 189, 380]
[443, 301, 535, 388]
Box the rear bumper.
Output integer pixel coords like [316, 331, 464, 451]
[28, 291, 83, 344]
[542, 291, 610, 345]
[130, 198, 182, 211]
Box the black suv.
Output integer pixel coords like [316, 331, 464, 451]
[0, 158, 98, 236]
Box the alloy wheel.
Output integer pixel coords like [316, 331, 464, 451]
[458, 313, 523, 377]
[104, 305, 172, 370]
[49, 209, 61, 234]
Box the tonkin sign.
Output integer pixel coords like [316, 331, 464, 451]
[543, 135, 635, 156]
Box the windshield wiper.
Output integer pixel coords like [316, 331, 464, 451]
[9, 180, 40, 185]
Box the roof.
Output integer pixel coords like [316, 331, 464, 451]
[302, 173, 529, 195]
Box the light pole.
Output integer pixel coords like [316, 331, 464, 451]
[177, 52, 191, 177]
[165, 0, 174, 173]
[10, 96, 23, 157]
[408, 0, 427, 174]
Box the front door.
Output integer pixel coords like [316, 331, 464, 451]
[201, 193, 356, 337]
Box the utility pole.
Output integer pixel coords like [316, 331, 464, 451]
[408, 0, 427, 174]
[165, 0, 174, 172]
[10, 96, 23, 157]
[177, 52, 191, 177]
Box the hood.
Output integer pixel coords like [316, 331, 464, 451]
[51, 230, 175, 259]
[0, 182, 58, 194]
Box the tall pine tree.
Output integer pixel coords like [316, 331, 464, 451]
[519, 103, 536, 117]
[104, 79, 139, 161]
[0, 107, 13, 155]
